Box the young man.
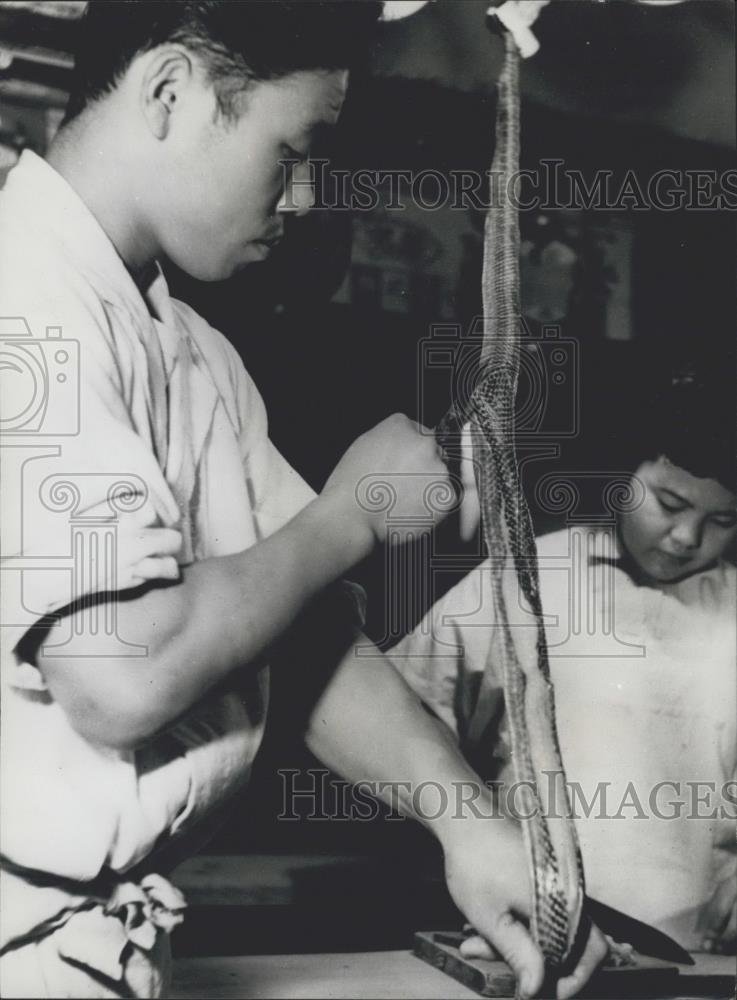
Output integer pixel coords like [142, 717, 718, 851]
[391, 373, 736, 956]
[0, 3, 605, 998]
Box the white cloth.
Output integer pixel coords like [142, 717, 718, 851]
[0, 869, 182, 998]
[389, 526, 737, 949]
[0, 151, 316, 965]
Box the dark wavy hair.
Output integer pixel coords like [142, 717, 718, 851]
[63, 0, 383, 124]
[635, 365, 735, 493]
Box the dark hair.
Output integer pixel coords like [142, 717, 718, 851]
[63, 0, 383, 123]
[635, 366, 736, 493]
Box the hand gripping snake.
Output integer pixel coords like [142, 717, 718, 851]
[435, 26, 589, 985]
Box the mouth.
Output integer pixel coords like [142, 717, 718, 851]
[655, 550, 692, 568]
[245, 239, 278, 263]
[255, 228, 284, 249]
[247, 233, 282, 261]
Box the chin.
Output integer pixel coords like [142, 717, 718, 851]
[643, 555, 697, 584]
[165, 246, 237, 282]
[191, 263, 238, 283]
[187, 254, 264, 282]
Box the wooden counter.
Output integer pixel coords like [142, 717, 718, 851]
[172, 949, 734, 1000]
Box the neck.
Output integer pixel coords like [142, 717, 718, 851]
[615, 537, 660, 589]
[47, 115, 160, 291]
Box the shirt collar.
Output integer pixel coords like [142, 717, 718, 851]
[144, 267, 171, 323]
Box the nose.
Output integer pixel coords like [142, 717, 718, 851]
[669, 515, 702, 552]
[277, 160, 315, 217]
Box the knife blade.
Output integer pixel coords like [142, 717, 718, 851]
[586, 896, 695, 966]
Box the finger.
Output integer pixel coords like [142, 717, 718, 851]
[117, 498, 178, 533]
[130, 556, 181, 583]
[556, 924, 608, 1000]
[460, 934, 499, 960]
[124, 529, 183, 570]
[460, 423, 478, 481]
[134, 527, 183, 556]
[459, 423, 480, 542]
[478, 910, 545, 1000]
[461, 422, 474, 458]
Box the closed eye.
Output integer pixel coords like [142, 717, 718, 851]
[657, 496, 685, 514]
[281, 143, 309, 163]
[710, 514, 737, 529]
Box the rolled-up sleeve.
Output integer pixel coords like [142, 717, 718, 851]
[1, 288, 182, 682]
[220, 335, 316, 539]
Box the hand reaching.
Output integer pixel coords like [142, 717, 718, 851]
[443, 815, 608, 999]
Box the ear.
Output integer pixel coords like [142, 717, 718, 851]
[139, 47, 194, 140]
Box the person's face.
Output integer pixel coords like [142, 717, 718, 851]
[619, 456, 737, 583]
[154, 67, 348, 280]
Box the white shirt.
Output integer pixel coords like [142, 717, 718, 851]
[0, 151, 315, 947]
[390, 525, 736, 948]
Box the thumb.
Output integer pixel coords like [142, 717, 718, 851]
[556, 924, 608, 1000]
[480, 910, 545, 1000]
[459, 421, 480, 541]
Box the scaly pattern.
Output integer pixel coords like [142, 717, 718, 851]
[437, 30, 586, 976]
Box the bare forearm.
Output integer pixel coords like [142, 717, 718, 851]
[37, 412, 452, 749]
[40, 496, 371, 748]
[305, 633, 489, 851]
[145, 499, 370, 698]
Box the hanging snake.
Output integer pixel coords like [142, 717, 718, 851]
[435, 26, 588, 982]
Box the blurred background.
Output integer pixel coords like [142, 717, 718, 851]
[2, 0, 735, 958]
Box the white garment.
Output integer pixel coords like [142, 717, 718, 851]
[0, 151, 316, 970]
[389, 526, 737, 949]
